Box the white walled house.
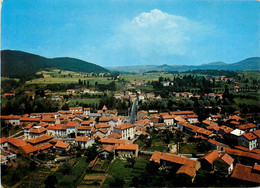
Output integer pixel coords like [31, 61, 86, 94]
[74, 136, 95, 148]
[114, 123, 136, 140]
[83, 108, 91, 116]
[163, 115, 174, 126]
[239, 132, 257, 150]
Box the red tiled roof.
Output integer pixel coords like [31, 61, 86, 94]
[253, 130, 260, 138]
[208, 139, 226, 146]
[95, 123, 111, 129]
[114, 123, 135, 130]
[100, 138, 127, 145]
[187, 115, 198, 118]
[238, 123, 256, 130]
[231, 164, 260, 184]
[81, 120, 95, 125]
[67, 121, 77, 127]
[199, 150, 219, 164]
[97, 128, 108, 134]
[102, 145, 114, 152]
[24, 123, 33, 129]
[163, 115, 174, 119]
[69, 107, 82, 110]
[229, 121, 240, 125]
[243, 132, 257, 141]
[234, 146, 249, 151]
[78, 126, 92, 131]
[55, 141, 69, 148]
[75, 136, 91, 142]
[20, 143, 38, 154]
[29, 127, 47, 134]
[84, 108, 91, 111]
[20, 118, 41, 122]
[220, 153, 234, 165]
[227, 115, 244, 122]
[170, 111, 194, 115]
[253, 163, 260, 172]
[176, 165, 196, 177]
[115, 144, 138, 151]
[203, 120, 218, 126]
[102, 105, 107, 110]
[41, 118, 56, 123]
[26, 135, 54, 144]
[8, 138, 27, 147]
[226, 148, 260, 160]
[0, 115, 21, 120]
[108, 132, 122, 139]
[36, 143, 53, 151]
[0, 137, 8, 144]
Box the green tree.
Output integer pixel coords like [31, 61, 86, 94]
[44, 175, 58, 188]
[126, 157, 136, 168]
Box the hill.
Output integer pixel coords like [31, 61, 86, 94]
[1, 50, 109, 79]
[107, 57, 260, 73]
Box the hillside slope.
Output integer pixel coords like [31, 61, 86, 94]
[1, 50, 109, 79]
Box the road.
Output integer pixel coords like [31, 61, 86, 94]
[130, 99, 138, 124]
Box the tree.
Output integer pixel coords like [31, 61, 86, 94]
[44, 175, 58, 188]
[85, 145, 98, 163]
[62, 163, 72, 175]
[127, 157, 136, 168]
[29, 161, 37, 171]
[109, 178, 124, 187]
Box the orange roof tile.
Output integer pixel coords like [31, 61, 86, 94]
[108, 132, 122, 139]
[114, 123, 135, 130]
[29, 127, 47, 134]
[102, 145, 114, 152]
[238, 123, 256, 130]
[26, 135, 54, 144]
[36, 143, 53, 151]
[253, 163, 260, 172]
[227, 115, 244, 122]
[176, 165, 196, 177]
[20, 117, 41, 122]
[199, 150, 219, 164]
[84, 108, 91, 111]
[67, 121, 77, 127]
[55, 141, 69, 148]
[0, 115, 21, 120]
[243, 132, 257, 141]
[24, 123, 33, 129]
[75, 136, 91, 142]
[8, 138, 27, 147]
[100, 138, 127, 145]
[220, 153, 234, 165]
[115, 144, 138, 151]
[163, 115, 174, 119]
[229, 121, 240, 125]
[253, 130, 260, 138]
[20, 143, 38, 154]
[170, 111, 194, 115]
[81, 120, 95, 125]
[232, 164, 260, 184]
[0, 137, 8, 144]
[226, 148, 260, 160]
[78, 126, 92, 130]
[102, 105, 107, 110]
[95, 123, 111, 129]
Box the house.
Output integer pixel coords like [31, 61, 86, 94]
[187, 115, 198, 124]
[7, 138, 27, 153]
[83, 108, 91, 116]
[18, 143, 38, 158]
[66, 121, 79, 136]
[0, 115, 21, 125]
[74, 136, 95, 148]
[23, 123, 34, 139]
[114, 123, 136, 140]
[28, 126, 47, 139]
[252, 130, 260, 149]
[95, 128, 110, 137]
[26, 135, 54, 147]
[20, 117, 41, 126]
[69, 106, 83, 112]
[198, 150, 219, 171]
[150, 151, 200, 182]
[81, 120, 95, 127]
[0, 137, 8, 149]
[230, 129, 245, 145]
[207, 139, 228, 152]
[239, 132, 257, 150]
[231, 163, 260, 185]
[66, 89, 75, 94]
[77, 126, 94, 136]
[214, 153, 234, 175]
[100, 138, 127, 146]
[137, 111, 149, 120]
[238, 123, 257, 133]
[100, 145, 114, 158]
[115, 144, 138, 158]
[202, 120, 218, 128]
[55, 141, 70, 152]
[162, 115, 174, 126]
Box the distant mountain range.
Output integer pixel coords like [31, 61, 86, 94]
[1, 50, 109, 79]
[107, 57, 260, 73]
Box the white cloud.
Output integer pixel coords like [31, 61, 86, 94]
[85, 9, 212, 65]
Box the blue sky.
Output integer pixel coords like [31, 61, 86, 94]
[1, 0, 259, 66]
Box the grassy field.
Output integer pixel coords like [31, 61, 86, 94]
[234, 98, 260, 106]
[103, 158, 148, 187]
[121, 72, 173, 82]
[179, 143, 200, 154]
[53, 157, 89, 187]
[68, 98, 101, 105]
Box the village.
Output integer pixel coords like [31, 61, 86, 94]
[1, 86, 260, 187]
